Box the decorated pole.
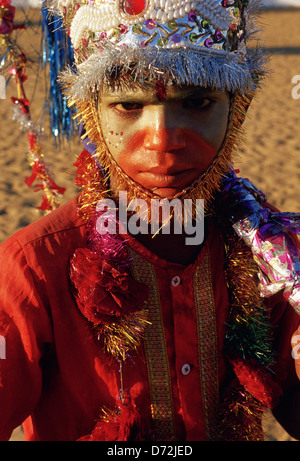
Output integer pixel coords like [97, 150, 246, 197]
[0, 0, 69, 211]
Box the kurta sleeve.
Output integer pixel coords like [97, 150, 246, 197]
[268, 291, 300, 440]
[0, 236, 53, 440]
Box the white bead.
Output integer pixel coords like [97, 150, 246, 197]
[161, 11, 168, 22]
[156, 9, 163, 20]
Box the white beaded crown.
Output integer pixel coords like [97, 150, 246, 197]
[48, 0, 266, 100]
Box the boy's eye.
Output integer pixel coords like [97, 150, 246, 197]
[114, 102, 143, 112]
[183, 98, 213, 110]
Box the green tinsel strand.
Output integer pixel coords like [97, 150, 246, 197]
[223, 231, 275, 367]
[225, 312, 275, 366]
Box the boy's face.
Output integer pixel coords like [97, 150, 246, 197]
[99, 83, 230, 198]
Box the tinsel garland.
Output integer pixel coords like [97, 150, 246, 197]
[214, 171, 299, 440]
[73, 149, 110, 220]
[214, 170, 300, 440]
[216, 232, 277, 441]
[223, 233, 274, 366]
[98, 312, 150, 363]
[217, 381, 266, 441]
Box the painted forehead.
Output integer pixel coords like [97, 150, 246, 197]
[100, 81, 225, 99]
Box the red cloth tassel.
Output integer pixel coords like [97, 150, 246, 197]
[228, 355, 283, 409]
[25, 162, 66, 196]
[78, 392, 147, 441]
[10, 97, 30, 114]
[36, 195, 52, 211]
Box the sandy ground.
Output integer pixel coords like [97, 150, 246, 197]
[0, 8, 299, 442]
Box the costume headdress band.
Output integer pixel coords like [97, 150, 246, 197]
[48, 0, 266, 100]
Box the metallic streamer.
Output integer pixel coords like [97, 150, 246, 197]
[41, 7, 75, 141]
[217, 170, 300, 315]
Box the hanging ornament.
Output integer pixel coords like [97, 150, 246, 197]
[41, 8, 75, 142]
[1, 1, 67, 212]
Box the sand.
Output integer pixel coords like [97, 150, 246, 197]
[1, 8, 299, 442]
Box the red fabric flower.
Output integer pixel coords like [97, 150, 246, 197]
[70, 248, 148, 325]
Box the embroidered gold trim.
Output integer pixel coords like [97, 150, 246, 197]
[130, 250, 175, 441]
[194, 250, 219, 441]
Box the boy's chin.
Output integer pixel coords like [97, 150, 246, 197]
[147, 187, 185, 199]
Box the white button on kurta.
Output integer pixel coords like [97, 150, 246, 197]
[171, 276, 181, 287]
[181, 364, 191, 376]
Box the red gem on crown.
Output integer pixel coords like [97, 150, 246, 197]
[122, 0, 146, 16]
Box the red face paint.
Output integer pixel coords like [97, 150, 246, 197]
[117, 126, 217, 197]
[99, 84, 230, 198]
[155, 81, 167, 103]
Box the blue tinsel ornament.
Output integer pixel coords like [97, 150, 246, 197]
[41, 6, 75, 141]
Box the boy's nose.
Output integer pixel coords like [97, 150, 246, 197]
[143, 109, 186, 152]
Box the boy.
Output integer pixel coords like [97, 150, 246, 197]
[0, 0, 299, 441]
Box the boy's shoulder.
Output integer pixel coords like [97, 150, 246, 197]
[1, 197, 86, 252]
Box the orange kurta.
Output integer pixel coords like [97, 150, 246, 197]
[0, 197, 298, 441]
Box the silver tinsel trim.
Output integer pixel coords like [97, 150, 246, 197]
[60, 44, 267, 102]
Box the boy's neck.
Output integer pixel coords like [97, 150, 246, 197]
[132, 225, 207, 266]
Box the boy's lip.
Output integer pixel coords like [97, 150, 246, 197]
[143, 165, 194, 175]
[138, 167, 196, 188]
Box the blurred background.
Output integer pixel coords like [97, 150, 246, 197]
[0, 0, 299, 442]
